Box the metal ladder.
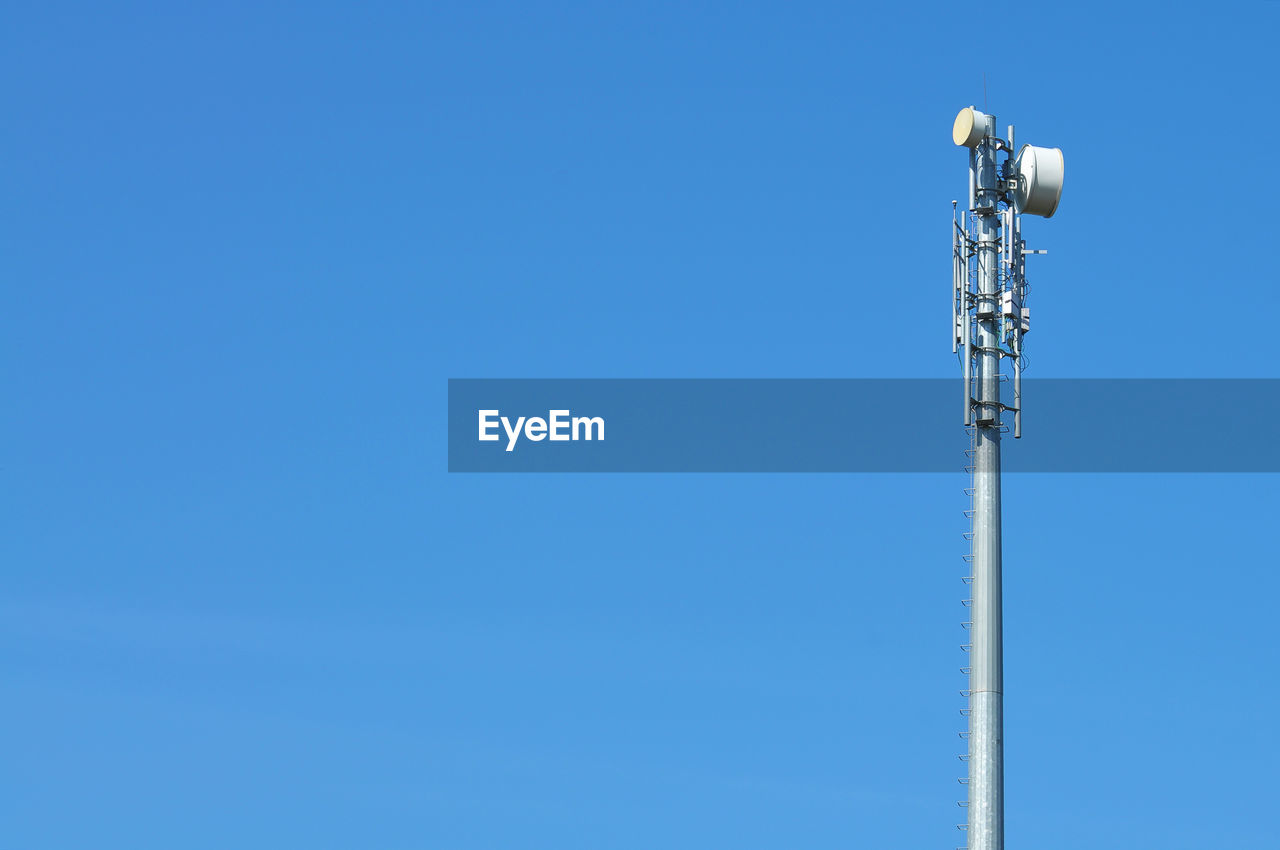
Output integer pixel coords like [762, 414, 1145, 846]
[956, 424, 976, 847]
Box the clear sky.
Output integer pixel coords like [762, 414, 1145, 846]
[4, 2, 1278, 848]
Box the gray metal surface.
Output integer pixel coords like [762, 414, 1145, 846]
[952, 105, 1061, 850]
[968, 113, 1004, 850]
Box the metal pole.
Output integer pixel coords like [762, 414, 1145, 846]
[968, 113, 1004, 850]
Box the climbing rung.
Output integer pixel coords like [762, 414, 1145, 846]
[961, 599, 972, 607]
[960, 666, 971, 674]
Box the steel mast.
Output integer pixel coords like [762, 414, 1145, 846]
[951, 106, 1063, 850]
[969, 108, 1004, 850]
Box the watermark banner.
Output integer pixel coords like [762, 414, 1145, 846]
[447, 379, 1280, 472]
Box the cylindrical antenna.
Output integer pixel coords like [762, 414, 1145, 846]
[1013, 354, 1022, 438]
[953, 202, 960, 354]
[968, 149, 976, 210]
[962, 232, 972, 426]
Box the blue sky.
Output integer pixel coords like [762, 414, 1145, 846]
[4, 2, 1278, 848]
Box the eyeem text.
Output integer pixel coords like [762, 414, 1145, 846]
[478, 409, 605, 452]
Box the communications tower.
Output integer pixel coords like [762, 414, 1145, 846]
[951, 106, 1064, 850]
